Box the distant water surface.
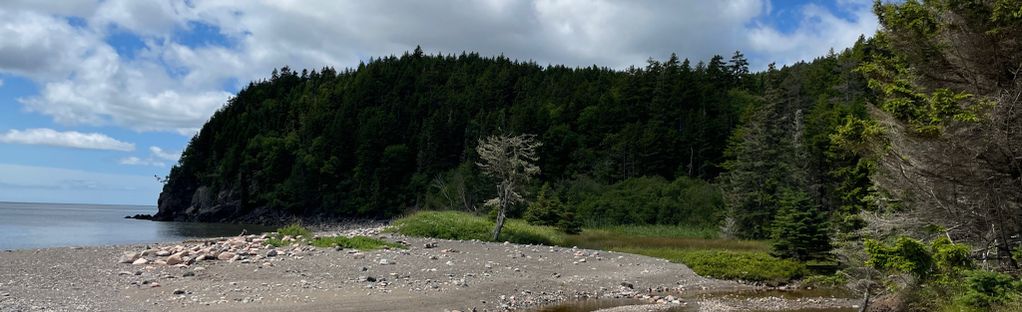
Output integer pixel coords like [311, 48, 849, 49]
[0, 201, 273, 250]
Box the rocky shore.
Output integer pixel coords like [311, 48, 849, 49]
[0, 227, 856, 312]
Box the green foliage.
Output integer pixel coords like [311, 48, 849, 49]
[524, 183, 563, 226]
[276, 223, 312, 239]
[390, 211, 563, 245]
[865, 236, 934, 278]
[958, 270, 1022, 308]
[309, 235, 404, 250]
[771, 190, 833, 261]
[865, 236, 973, 286]
[573, 176, 723, 227]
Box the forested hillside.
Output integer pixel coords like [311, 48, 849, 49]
[155, 48, 760, 222]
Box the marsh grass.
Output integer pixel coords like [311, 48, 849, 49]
[391, 210, 564, 245]
[390, 210, 804, 284]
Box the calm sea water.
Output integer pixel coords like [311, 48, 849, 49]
[0, 201, 274, 250]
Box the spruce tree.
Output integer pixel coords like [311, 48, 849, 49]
[771, 189, 833, 261]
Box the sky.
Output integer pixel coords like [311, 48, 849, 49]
[0, 0, 879, 205]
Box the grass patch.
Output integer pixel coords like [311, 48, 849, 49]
[566, 228, 768, 252]
[615, 248, 805, 284]
[310, 235, 404, 250]
[590, 224, 719, 239]
[391, 211, 564, 245]
[390, 210, 804, 284]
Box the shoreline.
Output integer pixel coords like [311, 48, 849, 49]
[0, 227, 857, 312]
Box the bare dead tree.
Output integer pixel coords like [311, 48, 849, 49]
[476, 133, 541, 241]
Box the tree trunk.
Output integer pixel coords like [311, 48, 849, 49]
[492, 206, 506, 241]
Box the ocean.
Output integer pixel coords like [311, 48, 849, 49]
[0, 201, 273, 250]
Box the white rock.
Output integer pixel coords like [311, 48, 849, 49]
[166, 254, 184, 265]
[217, 252, 236, 261]
[132, 258, 149, 265]
[118, 252, 140, 263]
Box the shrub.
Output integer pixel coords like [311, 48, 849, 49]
[524, 183, 563, 226]
[958, 270, 1022, 308]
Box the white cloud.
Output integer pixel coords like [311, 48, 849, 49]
[0, 0, 878, 134]
[747, 2, 878, 67]
[119, 156, 165, 167]
[119, 146, 180, 167]
[0, 128, 134, 151]
[149, 146, 180, 162]
[0, 79, 4, 87]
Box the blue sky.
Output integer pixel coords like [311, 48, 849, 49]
[0, 0, 878, 205]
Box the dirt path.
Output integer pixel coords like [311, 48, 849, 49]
[0, 230, 736, 312]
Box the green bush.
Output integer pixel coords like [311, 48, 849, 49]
[390, 211, 563, 245]
[310, 235, 403, 250]
[958, 270, 1022, 308]
[524, 183, 563, 226]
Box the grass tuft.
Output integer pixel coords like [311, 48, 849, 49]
[276, 223, 312, 238]
[310, 235, 404, 250]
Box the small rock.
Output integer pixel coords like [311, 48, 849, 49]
[173, 289, 185, 295]
[266, 249, 278, 257]
[132, 258, 149, 265]
[379, 259, 392, 265]
[424, 242, 437, 249]
[183, 271, 196, 277]
[118, 252, 140, 263]
[620, 282, 634, 289]
[166, 254, 184, 265]
[155, 250, 171, 257]
[217, 252, 236, 261]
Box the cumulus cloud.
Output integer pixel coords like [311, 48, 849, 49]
[0, 128, 135, 151]
[118, 156, 165, 167]
[0, 0, 878, 134]
[119, 146, 180, 167]
[149, 146, 180, 162]
[747, 1, 878, 67]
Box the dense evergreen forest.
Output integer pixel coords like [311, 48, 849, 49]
[155, 44, 870, 230]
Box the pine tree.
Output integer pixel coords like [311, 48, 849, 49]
[771, 189, 833, 261]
